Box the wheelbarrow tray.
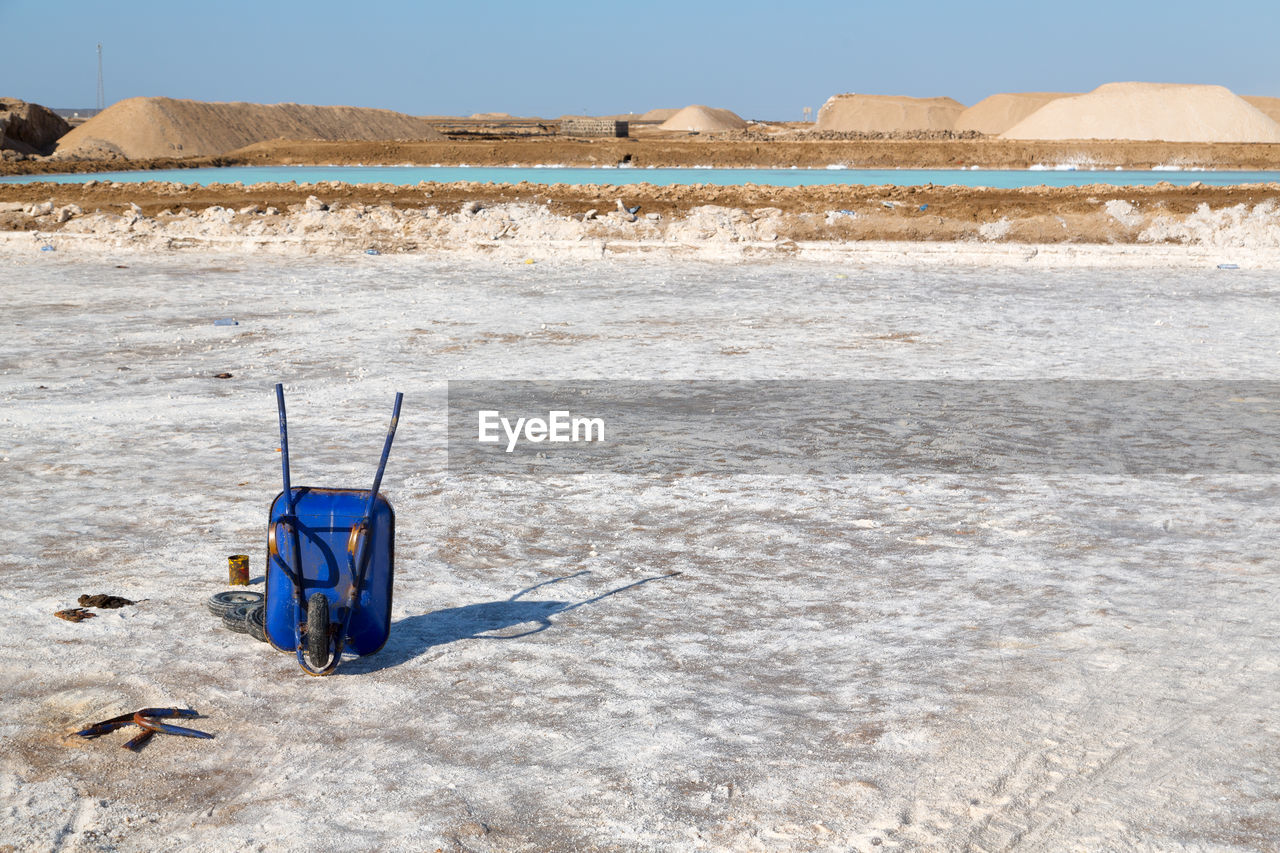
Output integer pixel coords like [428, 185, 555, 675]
[264, 487, 395, 657]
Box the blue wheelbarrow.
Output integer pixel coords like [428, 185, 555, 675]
[265, 384, 403, 676]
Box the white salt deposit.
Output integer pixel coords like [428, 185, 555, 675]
[8, 196, 1280, 265]
[1, 255, 1277, 850]
[1140, 199, 1280, 247]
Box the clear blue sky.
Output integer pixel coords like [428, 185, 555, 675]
[4, 0, 1277, 119]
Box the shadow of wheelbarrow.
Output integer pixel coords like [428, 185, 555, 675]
[338, 570, 679, 674]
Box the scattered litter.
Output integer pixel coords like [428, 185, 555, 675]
[123, 729, 154, 752]
[77, 594, 134, 609]
[214, 372, 233, 379]
[365, 249, 380, 255]
[227, 554, 250, 586]
[1217, 263, 1240, 269]
[39, 245, 54, 252]
[76, 708, 194, 738]
[213, 318, 238, 326]
[920, 204, 929, 211]
[881, 201, 896, 209]
[222, 602, 255, 634]
[206, 590, 263, 618]
[54, 608, 95, 623]
[525, 259, 536, 264]
[74, 708, 213, 752]
[245, 602, 268, 643]
[210, 590, 267, 642]
[133, 714, 213, 746]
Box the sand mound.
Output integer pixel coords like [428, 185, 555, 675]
[955, 93, 1076, 135]
[1002, 83, 1280, 142]
[659, 105, 748, 132]
[815, 94, 965, 133]
[55, 97, 445, 159]
[641, 108, 679, 122]
[1242, 96, 1280, 125]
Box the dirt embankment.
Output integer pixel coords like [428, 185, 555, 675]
[2, 179, 1273, 219]
[0, 98, 71, 155]
[9, 138, 1280, 175]
[816, 95, 966, 133]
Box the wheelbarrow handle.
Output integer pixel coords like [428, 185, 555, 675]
[361, 392, 403, 523]
[267, 517, 295, 559]
[275, 383, 296, 517]
[346, 520, 368, 558]
[274, 384, 308, 589]
[268, 516, 307, 586]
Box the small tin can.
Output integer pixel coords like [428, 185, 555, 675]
[228, 554, 250, 586]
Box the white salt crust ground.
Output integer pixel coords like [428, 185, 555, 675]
[0, 254, 1277, 851]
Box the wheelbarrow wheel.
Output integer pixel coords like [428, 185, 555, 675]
[245, 602, 268, 643]
[306, 592, 330, 669]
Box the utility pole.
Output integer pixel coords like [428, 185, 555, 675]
[96, 43, 104, 111]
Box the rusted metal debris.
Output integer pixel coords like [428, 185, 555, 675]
[77, 593, 134, 609]
[75, 708, 213, 751]
[54, 608, 95, 622]
[57, 594, 139, 621]
[75, 708, 196, 738]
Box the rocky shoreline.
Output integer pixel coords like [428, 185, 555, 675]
[3, 200, 1279, 269]
[2, 179, 1279, 263]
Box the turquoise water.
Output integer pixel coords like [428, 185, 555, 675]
[3, 164, 1278, 188]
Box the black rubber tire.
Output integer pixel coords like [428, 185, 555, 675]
[306, 592, 330, 669]
[245, 602, 267, 643]
[222, 602, 252, 633]
[207, 590, 263, 617]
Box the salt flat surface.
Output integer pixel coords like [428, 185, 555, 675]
[1, 254, 1277, 851]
